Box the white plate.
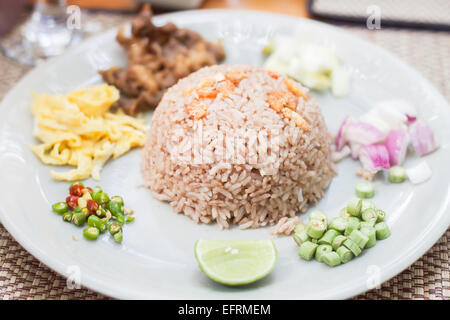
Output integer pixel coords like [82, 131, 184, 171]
[0, 10, 449, 300]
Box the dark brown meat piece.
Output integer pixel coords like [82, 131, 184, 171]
[99, 5, 226, 115]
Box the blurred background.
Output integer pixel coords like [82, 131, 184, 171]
[1, 0, 448, 65]
[0, 0, 448, 301]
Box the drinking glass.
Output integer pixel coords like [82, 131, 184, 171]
[0, 0, 81, 66]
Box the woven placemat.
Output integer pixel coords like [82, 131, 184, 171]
[309, 0, 450, 30]
[0, 14, 449, 300]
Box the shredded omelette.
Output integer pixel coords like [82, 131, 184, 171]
[31, 84, 146, 181]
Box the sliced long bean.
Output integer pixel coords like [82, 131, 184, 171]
[306, 220, 327, 239]
[360, 221, 375, 228]
[298, 241, 318, 260]
[344, 217, 360, 236]
[340, 208, 352, 219]
[293, 197, 391, 268]
[343, 239, 361, 256]
[331, 235, 347, 251]
[347, 198, 362, 217]
[318, 229, 340, 245]
[355, 182, 375, 198]
[348, 229, 369, 249]
[293, 229, 310, 246]
[309, 210, 328, 225]
[294, 224, 306, 232]
[389, 165, 406, 183]
[322, 251, 341, 267]
[361, 200, 376, 212]
[376, 209, 386, 222]
[336, 246, 353, 263]
[329, 217, 347, 233]
[375, 222, 391, 240]
[361, 208, 377, 224]
[360, 226, 377, 248]
[315, 244, 333, 262]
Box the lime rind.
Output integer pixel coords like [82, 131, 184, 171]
[194, 239, 277, 286]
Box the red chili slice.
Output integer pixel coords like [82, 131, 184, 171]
[69, 184, 84, 197]
[86, 200, 99, 215]
[66, 195, 79, 210]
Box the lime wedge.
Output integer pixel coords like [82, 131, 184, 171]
[194, 239, 277, 286]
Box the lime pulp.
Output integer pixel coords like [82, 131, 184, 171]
[194, 239, 278, 286]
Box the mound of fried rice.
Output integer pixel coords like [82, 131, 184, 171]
[142, 64, 336, 234]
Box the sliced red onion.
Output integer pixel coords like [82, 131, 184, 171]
[335, 116, 354, 151]
[359, 144, 390, 173]
[384, 130, 409, 166]
[359, 99, 417, 133]
[406, 114, 417, 124]
[332, 145, 351, 162]
[406, 161, 432, 184]
[375, 99, 418, 119]
[376, 106, 408, 131]
[408, 120, 437, 156]
[349, 142, 361, 160]
[345, 122, 385, 146]
[359, 110, 392, 134]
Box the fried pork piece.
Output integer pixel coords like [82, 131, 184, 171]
[99, 5, 226, 115]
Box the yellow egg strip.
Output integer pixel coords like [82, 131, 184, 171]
[31, 84, 146, 181]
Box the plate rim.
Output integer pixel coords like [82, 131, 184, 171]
[0, 9, 449, 300]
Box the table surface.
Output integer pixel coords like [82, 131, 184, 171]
[0, 3, 449, 300]
[66, 0, 311, 16]
[201, 0, 310, 17]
